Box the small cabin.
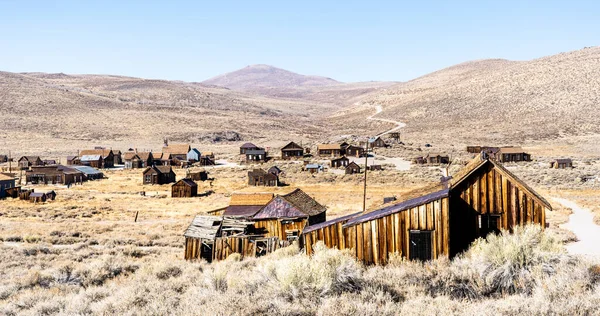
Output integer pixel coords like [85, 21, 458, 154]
[248, 169, 278, 186]
[268, 166, 283, 177]
[0, 173, 16, 199]
[368, 136, 386, 148]
[331, 156, 350, 168]
[305, 164, 324, 174]
[172, 179, 198, 198]
[79, 149, 114, 168]
[497, 147, 531, 163]
[245, 149, 267, 163]
[45, 190, 57, 201]
[80, 155, 103, 168]
[187, 148, 201, 162]
[427, 154, 450, 164]
[551, 158, 573, 169]
[142, 166, 176, 185]
[29, 192, 47, 203]
[66, 156, 80, 166]
[123, 152, 142, 169]
[344, 145, 365, 158]
[240, 143, 261, 155]
[317, 144, 342, 157]
[163, 143, 191, 161]
[188, 170, 208, 181]
[345, 162, 361, 174]
[18, 156, 43, 169]
[281, 142, 304, 159]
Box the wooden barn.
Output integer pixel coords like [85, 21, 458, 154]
[183, 215, 281, 262]
[240, 143, 261, 154]
[248, 169, 278, 186]
[551, 158, 573, 169]
[281, 142, 304, 159]
[253, 189, 327, 241]
[79, 149, 114, 168]
[163, 143, 191, 161]
[18, 156, 43, 169]
[302, 154, 552, 264]
[223, 193, 274, 219]
[497, 147, 531, 162]
[188, 170, 208, 181]
[331, 156, 350, 168]
[344, 145, 365, 157]
[80, 155, 103, 168]
[25, 165, 84, 185]
[172, 179, 198, 198]
[317, 144, 342, 157]
[345, 162, 361, 174]
[142, 166, 176, 185]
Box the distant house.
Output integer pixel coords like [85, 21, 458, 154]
[29, 192, 47, 203]
[188, 170, 208, 181]
[305, 164, 324, 174]
[123, 152, 142, 169]
[42, 159, 57, 165]
[199, 156, 215, 166]
[268, 166, 283, 177]
[551, 158, 573, 169]
[0, 155, 8, 163]
[496, 147, 531, 163]
[71, 166, 104, 181]
[427, 153, 450, 164]
[331, 156, 350, 168]
[413, 156, 427, 164]
[317, 144, 342, 157]
[240, 143, 261, 155]
[153, 153, 172, 166]
[112, 150, 122, 165]
[368, 136, 386, 148]
[0, 173, 16, 199]
[248, 169, 278, 186]
[187, 148, 201, 162]
[345, 162, 361, 174]
[25, 165, 84, 185]
[253, 188, 327, 241]
[18, 156, 43, 169]
[163, 143, 191, 161]
[172, 179, 198, 198]
[79, 149, 114, 168]
[223, 193, 274, 219]
[136, 152, 154, 168]
[466, 146, 500, 155]
[281, 142, 304, 159]
[245, 149, 267, 163]
[369, 165, 383, 171]
[80, 155, 103, 168]
[142, 166, 176, 185]
[344, 145, 365, 157]
[66, 156, 80, 166]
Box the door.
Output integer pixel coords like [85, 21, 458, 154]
[479, 214, 501, 237]
[409, 230, 433, 261]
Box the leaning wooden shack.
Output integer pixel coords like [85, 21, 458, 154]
[302, 154, 552, 264]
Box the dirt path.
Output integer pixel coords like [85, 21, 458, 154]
[555, 197, 600, 257]
[367, 104, 406, 137]
[364, 104, 411, 171]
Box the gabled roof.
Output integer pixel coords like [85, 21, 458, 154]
[188, 148, 201, 155]
[331, 156, 349, 162]
[137, 152, 153, 160]
[183, 215, 222, 239]
[223, 205, 265, 218]
[229, 193, 274, 206]
[80, 155, 102, 161]
[303, 211, 362, 234]
[163, 144, 191, 155]
[368, 136, 383, 143]
[66, 156, 78, 161]
[346, 162, 360, 169]
[71, 166, 103, 175]
[253, 189, 325, 220]
[19, 156, 41, 162]
[175, 178, 197, 187]
[282, 142, 303, 151]
[80, 149, 112, 158]
[498, 146, 527, 154]
[0, 173, 15, 181]
[317, 144, 341, 150]
[123, 152, 140, 160]
[240, 142, 258, 149]
[280, 188, 326, 216]
[144, 165, 173, 174]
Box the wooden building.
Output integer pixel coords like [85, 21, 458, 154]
[281, 142, 304, 159]
[302, 154, 552, 264]
[0, 173, 16, 199]
[345, 145, 365, 158]
[551, 158, 573, 169]
[80, 155, 103, 168]
[45, 190, 57, 201]
[497, 147, 531, 163]
[302, 212, 361, 252]
[18, 156, 43, 169]
[345, 162, 361, 174]
[223, 193, 274, 219]
[172, 179, 198, 198]
[66, 156, 80, 166]
[0, 155, 8, 163]
[137, 152, 154, 168]
[142, 166, 176, 185]
[253, 189, 327, 241]
[317, 144, 342, 157]
[113, 150, 122, 165]
[268, 166, 283, 177]
[248, 169, 278, 186]
[188, 170, 208, 181]
[187, 148, 201, 162]
[123, 152, 142, 169]
[79, 149, 114, 168]
[305, 164, 324, 174]
[240, 143, 261, 154]
[331, 156, 350, 168]
[163, 143, 191, 161]
[245, 149, 267, 163]
[43, 159, 57, 165]
[368, 136, 386, 148]
[29, 192, 47, 203]
[71, 166, 104, 181]
[25, 165, 84, 185]
[153, 153, 172, 166]
[427, 153, 450, 164]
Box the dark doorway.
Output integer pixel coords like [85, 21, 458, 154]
[479, 214, 501, 237]
[409, 230, 432, 261]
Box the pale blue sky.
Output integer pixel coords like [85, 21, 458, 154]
[0, 0, 597, 82]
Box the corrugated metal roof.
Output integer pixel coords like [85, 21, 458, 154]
[71, 166, 103, 175]
[80, 155, 102, 161]
[303, 211, 361, 234]
[344, 189, 450, 228]
[183, 215, 222, 239]
[223, 205, 264, 217]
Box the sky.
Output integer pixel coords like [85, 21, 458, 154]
[0, 0, 598, 82]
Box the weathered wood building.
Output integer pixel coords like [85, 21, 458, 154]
[344, 145, 365, 157]
[331, 156, 350, 168]
[18, 156, 43, 169]
[0, 173, 16, 199]
[172, 178, 198, 198]
[305, 164, 325, 174]
[163, 143, 191, 162]
[142, 166, 176, 185]
[25, 165, 84, 185]
[223, 193, 274, 219]
[248, 169, 278, 186]
[345, 162, 361, 174]
[80, 155, 103, 168]
[71, 166, 104, 181]
[245, 149, 267, 163]
[188, 170, 208, 181]
[253, 189, 327, 241]
[367, 136, 386, 148]
[497, 147, 531, 163]
[240, 143, 261, 154]
[427, 153, 450, 164]
[187, 148, 201, 162]
[551, 158, 573, 169]
[302, 155, 551, 264]
[317, 144, 342, 157]
[281, 142, 304, 159]
[79, 149, 114, 168]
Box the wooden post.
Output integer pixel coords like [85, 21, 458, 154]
[363, 142, 369, 213]
[134, 211, 139, 222]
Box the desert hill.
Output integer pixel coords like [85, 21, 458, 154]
[333, 47, 600, 150]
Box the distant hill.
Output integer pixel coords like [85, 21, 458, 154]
[334, 47, 600, 146]
[202, 64, 340, 90]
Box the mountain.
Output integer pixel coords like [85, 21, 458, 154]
[202, 64, 340, 90]
[333, 47, 600, 148]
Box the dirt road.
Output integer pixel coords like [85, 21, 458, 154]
[555, 197, 600, 257]
[367, 104, 406, 138]
[364, 104, 411, 171]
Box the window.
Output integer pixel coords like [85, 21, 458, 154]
[479, 214, 501, 236]
[409, 230, 432, 261]
[145, 175, 151, 183]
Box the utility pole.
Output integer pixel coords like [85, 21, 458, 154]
[8, 150, 11, 174]
[362, 141, 369, 213]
